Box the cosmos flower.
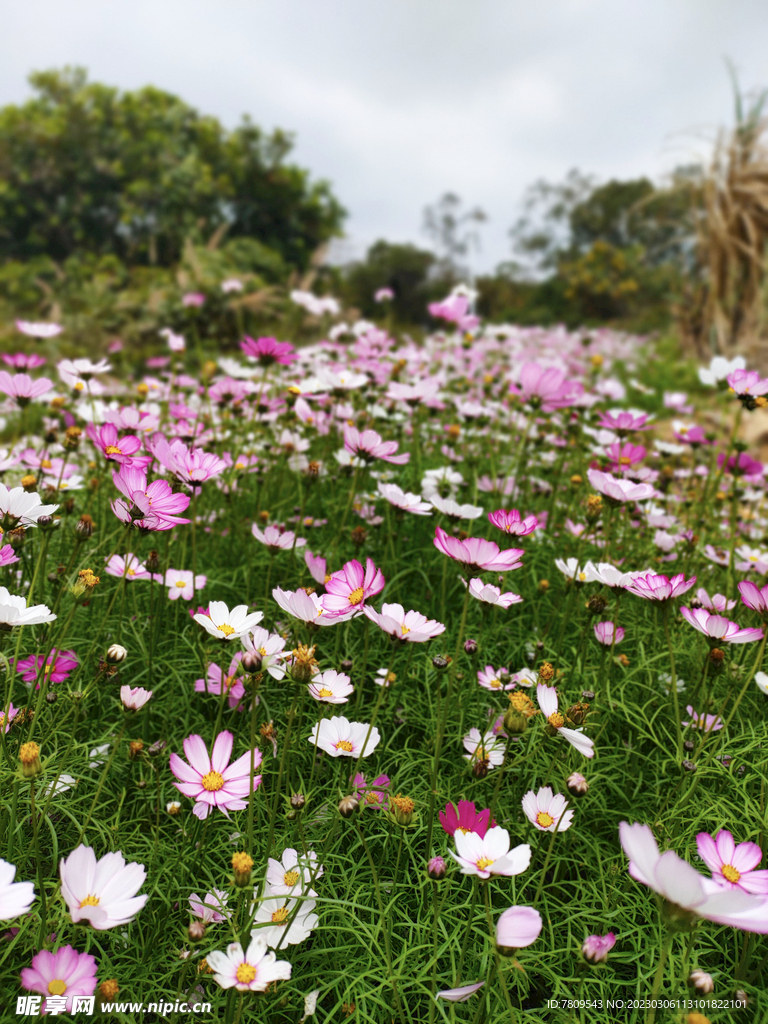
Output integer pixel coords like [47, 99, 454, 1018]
[496, 906, 543, 950]
[682, 706, 723, 733]
[0, 859, 34, 921]
[377, 482, 432, 515]
[487, 509, 539, 536]
[271, 587, 335, 626]
[363, 602, 445, 642]
[59, 845, 148, 929]
[696, 831, 768, 895]
[436, 982, 485, 1002]
[241, 627, 287, 680]
[476, 665, 515, 691]
[104, 554, 152, 581]
[240, 336, 297, 366]
[509, 362, 583, 411]
[462, 728, 506, 770]
[0, 589, 56, 629]
[16, 320, 63, 338]
[619, 822, 768, 932]
[354, 772, 391, 810]
[593, 622, 624, 645]
[342, 424, 410, 465]
[307, 670, 354, 703]
[251, 889, 318, 948]
[464, 578, 523, 608]
[169, 731, 262, 820]
[164, 569, 207, 602]
[450, 826, 531, 878]
[119, 686, 153, 710]
[536, 684, 595, 758]
[265, 849, 322, 897]
[206, 938, 291, 992]
[0, 372, 53, 406]
[623, 572, 696, 602]
[586, 468, 655, 504]
[582, 933, 616, 963]
[252, 524, 307, 550]
[86, 423, 147, 466]
[0, 483, 58, 529]
[20, 946, 97, 1013]
[307, 717, 380, 758]
[189, 889, 230, 923]
[16, 648, 77, 686]
[679, 607, 764, 645]
[522, 786, 574, 833]
[193, 601, 263, 641]
[439, 800, 493, 838]
[434, 526, 523, 573]
[322, 558, 385, 618]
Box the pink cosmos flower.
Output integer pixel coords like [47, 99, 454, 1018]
[673, 422, 709, 445]
[718, 451, 764, 477]
[240, 335, 297, 366]
[596, 409, 651, 434]
[619, 821, 768, 932]
[727, 368, 768, 398]
[241, 627, 287, 680]
[86, 423, 148, 467]
[696, 830, 768, 895]
[386, 379, 441, 405]
[377, 482, 432, 515]
[680, 607, 764, 644]
[522, 786, 573, 833]
[582, 933, 616, 963]
[464, 578, 522, 608]
[304, 550, 328, 585]
[251, 524, 306, 550]
[738, 580, 768, 617]
[462, 728, 506, 769]
[496, 906, 543, 950]
[195, 655, 250, 711]
[105, 553, 152, 581]
[0, 371, 53, 406]
[428, 293, 479, 330]
[682, 706, 723, 732]
[374, 286, 394, 301]
[537, 684, 595, 758]
[487, 509, 539, 536]
[2, 353, 45, 370]
[16, 649, 78, 686]
[111, 465, 190, 531]
[363, 602, 445, 642]
[434, 525, 523, 574]
[20, 945, 97, 1013]
[509, 362, 583, 411]
[164, 568, 207, 602]
[477, 665, 514, 691]
[436, 982, 485, 1002]
[189, 889, 230, 922]
[120, 685, 153, 710]
[59, 845, 148, 929]
[593, 622, 624, 645]
[439, 800, 493, 838]
[605, 441, 646, 469]
[623, 572, 696, 602]
[322, 558, 385, 618]
[271, 587, 336, 626]
[0, 703, 19, 734]
[147, 435, 227, 487]
[586, 468, 655, 504]
[354, 772, 390, 810]
[695, 588, 736, 613]
[169, 731, 262, 820]
[343, 424, 409, 464]
[0, 544, 19, 568]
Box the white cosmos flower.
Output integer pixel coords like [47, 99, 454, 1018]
[308, 716, 380, 758]
[429, 495, 484, 519]
[241, 627, 287, 679]
[0, 484, 58, 529]
[363, 602, 445, 642]
[265, 848, 322, 897]
[0, 588, 56, 629]
[555, 558, 589, 582]
[0, 859, 35, 921]
[307, 670, 354, 703]
[756, 671, 768, 696]
[193, 601, 263, 641]
[522, 786, 574, 833]
[465, 578, 523, 608]
[462, 728, 506, 769]
[377, 482, 432, 515]
[536, 684, 595, 759]
[251, 888, 318, 947]
[59, 844, 148, 929]
[206, 937, 291, 991]
[450, 826, 531, 879]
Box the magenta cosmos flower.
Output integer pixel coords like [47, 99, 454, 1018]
[148, 435, 227, 487]
[354, 772, 391, 810]
[240, 335, 297, 366]
[596, 409, 651, 434]
[322, 558, 385, 618]
[20, 945, 97, 1012]
[496, 905, 543, 950]
[619, 821, 768, 932]
[111, 465, 190, 530]
[3, 352, 45, 370]
[169, 731, 262, 820]
[487, 508, 539, 536]
[439, 800, 493, 838]
[16, 648, 78, 686]
[586, 468, 655, 504]
[593, 622, 624, 645]
[0, 371, 53, 406]
[434, 525, 523, 574]
[509, 362, 583, 411]
[195, 655, 249, 710]
[697, 830, 768, 895]
[85, 423, 148, 467]
[623, 572, 696, 602]
[59, 845, 148, 929]
[363, 602, 445, 642]
[738, 580, 768, 617]
[343, 424, 409, 465]
[680, 606, 764, 645]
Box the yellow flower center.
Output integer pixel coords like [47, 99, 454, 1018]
[41, 459, 52, 469]
[476, 857, 494, 870]
[618, 456, 631, 465]
[722, 864, 741, 883]
[234, 462, 245, 470]
[457, 826, 472, 834]
[271, 906, 290, 924]
[258, 646, 267, 655]
[217, 623, 235, 636]
[547, 712, 565, 728]
[48, 979, 67, 996]
[335, 739, 354, 752]
[79, 895, 100, 908]
[348, 587, 365, 605]
[105, 445, 122, 455]
[578, 572, 586, 581]
[490, 678, 501, 689]
[75, 381, 84, 391]
[536, 811, 555, 828]
[201, 770, 225, 791]
[284, 870, 300, 887]
[236, 963, 256, 984]
[224, 675, 236, 691]
[175, 580, 186, 588]
[127, 568, 136, 576]
[318, 688, 333, 698]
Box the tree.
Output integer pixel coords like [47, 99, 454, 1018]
[342, 240, 449, 323]
[422, 192, 487, 277]
[0, 67, 345, 271]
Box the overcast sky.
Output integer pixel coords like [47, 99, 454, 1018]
[2, 0, 768, 272]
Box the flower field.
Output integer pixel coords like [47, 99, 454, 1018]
[1, 306, 767, 1023]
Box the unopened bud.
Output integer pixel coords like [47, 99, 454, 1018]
[242, 651, 262, 674]
[340, 659, 353, 672]
[232, 851, 254, 886]
[8, 528, 25, 551]
[682, 759, 697, 773]
[432, 656, 449, 672]
[463, 638, 478, 655]
[37, 515, 58, 533]
[683, 739, 695, 753]
[581, 690, 595, 701]
[145, 549, 161, 573]
[106, 644, 127, 665]
[566, 772, 589, 797]
[427, 856, 447, 880]
[688, 970, 713, 994]
[338, 795, 360, 818]
[472, 758, 490, 779]
[188, 920, 206, 942]
[148, 739, 167, 757]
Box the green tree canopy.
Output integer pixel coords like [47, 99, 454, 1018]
[0, 67, 345, 270]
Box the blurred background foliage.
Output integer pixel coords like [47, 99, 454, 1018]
[2, 66, 768, 363]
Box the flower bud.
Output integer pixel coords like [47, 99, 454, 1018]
[106, 644, 127, 665]
[145, 549, 161, 573]
[188, 920, 206, 942]
[129, 740, 144, 761]
[63, 426, 82, 450]
[432, 656, 449, 672]
[683, 739, 695, 753]
[682, 759, 697, 773]
[472, 758, 490, 779]
[463, 638, 478, 655]
[290, 792, 306, 810]
[688, 970, 714, 994]
[340, 659, 353, 672]
[45, 691, 58, 704]
[338, 795, 360, 818]
[232, 851, 254, 886]
[37, 515, 58, 533]
[8, 528, 25, 551]
[390, 793, 415, 827]
[19, 741, 42, 778]
[149, 739, 167, 757]
[75, 515, 94, 539]
[734, 989, 748, 1007]
[242, 651, 262, 674]
[581, 690, 595, 701]
[587, 595, 607, 615]
[566, 772, 589, 797]
[427, 856, 447, 880]
[582, 932, 616, 963]
[290, 644, 318, 684]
